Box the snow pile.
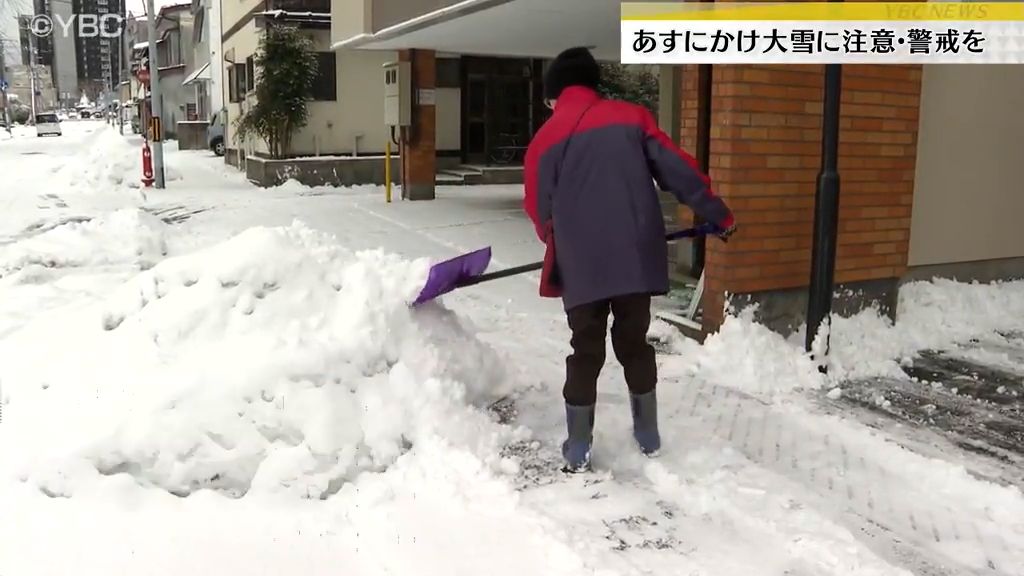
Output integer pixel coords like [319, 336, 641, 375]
[828, 279, 1024, 381]
[895, 278, 1024, 346]
[686, 307, 824, 396]
[53, 128, 144, 193]
[661, 278, 1024, 395]
[0, 126, 31, 141]
[0, 221, 513, 499]
[0, 208, 168, 278]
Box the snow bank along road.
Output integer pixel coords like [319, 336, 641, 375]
[1, 123, 1022, 576]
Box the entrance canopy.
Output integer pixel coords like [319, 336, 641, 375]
[336, 0, 624, 61]
[182, 62, 211, 86]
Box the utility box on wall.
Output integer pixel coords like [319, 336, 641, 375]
[383, 61, 411, 127]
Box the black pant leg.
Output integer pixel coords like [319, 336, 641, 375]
[609, 294, 656, 396]
[564, 300, 611, 406]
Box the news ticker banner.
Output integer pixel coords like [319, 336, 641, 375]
[621, 2, 1024, 64]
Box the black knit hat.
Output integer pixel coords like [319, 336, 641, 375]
[543, 47, 601, 100]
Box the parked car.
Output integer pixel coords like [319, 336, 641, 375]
[35, 113, 62, 137]
[207, 109, 225, 156]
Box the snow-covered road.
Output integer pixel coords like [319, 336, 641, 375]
[1, 123, 1022, 576]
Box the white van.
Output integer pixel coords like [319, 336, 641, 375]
[35, 113, 62, 137]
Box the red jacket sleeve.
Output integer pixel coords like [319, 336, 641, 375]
[523, 140, 546, 241]
[639, 108, 735, 230]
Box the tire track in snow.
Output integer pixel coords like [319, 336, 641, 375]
[661, 379, 1020, 575]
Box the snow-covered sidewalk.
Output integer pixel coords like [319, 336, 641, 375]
[1, 124, 1022, 576]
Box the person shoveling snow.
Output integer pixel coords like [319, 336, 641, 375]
[524, 47, 737, 472]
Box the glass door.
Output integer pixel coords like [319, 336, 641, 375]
[464, 74, 488, 164]
[488, 76, 531, 165]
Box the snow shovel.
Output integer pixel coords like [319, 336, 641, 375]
[412, 222, 720, 306]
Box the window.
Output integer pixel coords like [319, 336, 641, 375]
[228, 64, 239, 101]
[168, 32, 181, 66]
[197, 84, 208, 118]
[436, 58, 460, 88]
[310, 52, 336, 101]
[245, 56, 255, 94]
[231, 61, 252, 97]
[194, 12, 205, 44]
[158, 32, 181, 68]
[270, 0, 330, 12]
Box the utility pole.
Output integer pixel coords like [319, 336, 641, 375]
[145, 0, 165, 187]
[119, 16, 129, 135]
[1, 44, 11, 134]
[27, 28, 38, 122]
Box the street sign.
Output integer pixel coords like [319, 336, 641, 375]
[149, 116, 162, 141]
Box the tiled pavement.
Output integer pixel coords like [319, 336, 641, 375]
[667, 371, 1024, 575]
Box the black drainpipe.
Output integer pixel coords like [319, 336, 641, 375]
[805, 0, 844, 369]
[691, 62, 712, 278]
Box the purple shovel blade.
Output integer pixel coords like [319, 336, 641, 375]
[413, 247, 492, 306]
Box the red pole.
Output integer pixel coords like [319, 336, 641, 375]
[142, 141, 154, 187]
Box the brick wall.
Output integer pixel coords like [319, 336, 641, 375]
[677, 65, 700, 228]
[680, 65, 700, 153]
[399, 49, 437, 200]
[681, 64, 923, 331]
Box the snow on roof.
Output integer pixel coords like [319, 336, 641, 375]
[133, 41, 149, 50]
[257, 9, 330, 18]
[158, 2, 192, 16]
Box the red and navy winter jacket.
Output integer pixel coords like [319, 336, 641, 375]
[523, 86, 734, 310]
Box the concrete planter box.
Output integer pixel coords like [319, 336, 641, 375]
[245, 155, 401, 188]
[176, 121, 209, 151]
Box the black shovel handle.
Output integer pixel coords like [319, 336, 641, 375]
[458, 224, 719, 288]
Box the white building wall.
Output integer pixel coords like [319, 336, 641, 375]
[909, 64, 1024, 267]
[207, 0, 223, 114]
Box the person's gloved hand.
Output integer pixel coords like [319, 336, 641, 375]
[717, 222, 737, 242]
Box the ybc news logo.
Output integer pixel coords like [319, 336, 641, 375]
[30, 13, 126, 39]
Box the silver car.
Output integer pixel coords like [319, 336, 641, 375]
[207, 109, 225, 156]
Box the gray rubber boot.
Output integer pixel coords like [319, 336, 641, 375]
[630, 390, 661, 456]
[561, 403, 595, 472]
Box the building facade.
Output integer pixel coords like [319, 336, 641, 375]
[152, 3, 195, 138]
[220, 0, 395, 164]
[18, 14, 50, 69]
[12, 0, 78, 107]
[334, 0, 1024, 336]
[3, 63, 58, 111]
[72, 0, 123, 99]
[119, 5, 195, 139]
